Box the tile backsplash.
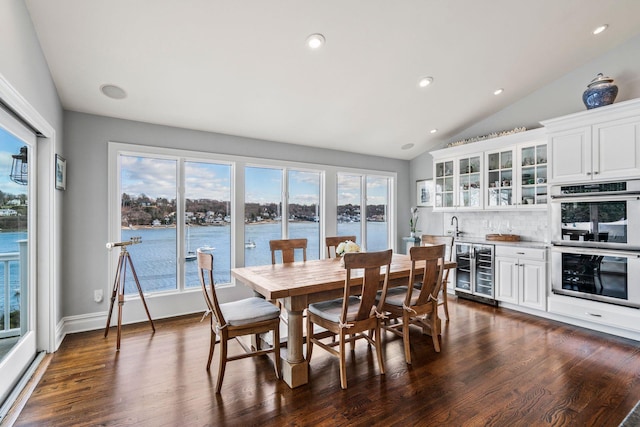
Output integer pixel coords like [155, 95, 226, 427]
[443, 211, 549, 243]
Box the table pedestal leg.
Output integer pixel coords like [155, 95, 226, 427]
[281, 298, 308, 388]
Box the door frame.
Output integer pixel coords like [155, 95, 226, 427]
[0, 74, 58, 355]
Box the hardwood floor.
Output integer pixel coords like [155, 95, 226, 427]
[14, 297, 640, 426]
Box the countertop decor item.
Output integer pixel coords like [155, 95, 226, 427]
[409, 207, 419, 236]
[486, 234, 521, 242]
[583, 73, 618, 109]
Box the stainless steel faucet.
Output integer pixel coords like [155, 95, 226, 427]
[451, 215, 460, 237]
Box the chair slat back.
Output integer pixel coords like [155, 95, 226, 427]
[409, 245, 445, 306]
[269, 238, 308, 264]
[343, 249, 393, 322]
[421, 234, 453, 282]
[325, 235, 357, 258]
[197, 249, 225, 326]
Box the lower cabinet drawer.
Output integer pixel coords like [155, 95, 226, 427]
[548, 296, 640, 332]
[495, 245, 546, 261]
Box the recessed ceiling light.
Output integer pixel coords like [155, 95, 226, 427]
[430, 129, 438, 134]
[401, 143, 415, 150]
[593, 24, 608, 35]
[418, 76, 434, 88]
[306, 33, 325, 50]
[100, 84, 127, 100]
[494, 88, 504, 95]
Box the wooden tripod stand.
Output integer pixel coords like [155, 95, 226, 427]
[104, 244, 155, 350]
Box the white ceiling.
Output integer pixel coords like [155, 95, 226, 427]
[25, 0, 640, 160]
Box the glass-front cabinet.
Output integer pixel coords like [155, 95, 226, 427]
[431, 129, 547, 212]
[434, 159, 454, 209]
[487, 149, 514, 207]
[519, 143, 547, 206]
[457, 155, 482, 209]
[435, 155, 482, 210]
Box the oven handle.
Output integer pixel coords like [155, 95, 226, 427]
[550, 193, 640, 202]
[551, 245, 640, 258]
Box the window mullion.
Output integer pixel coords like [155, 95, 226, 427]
[177, 157, 186, 291]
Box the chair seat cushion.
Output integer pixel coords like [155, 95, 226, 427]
[377, 286, 421, 308]
[220, 297, 280, 326]
[308, 296, 361, 323]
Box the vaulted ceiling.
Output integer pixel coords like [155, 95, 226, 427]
[25, 0, 640, 159]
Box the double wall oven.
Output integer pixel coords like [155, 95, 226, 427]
[550, 180, 640, 308]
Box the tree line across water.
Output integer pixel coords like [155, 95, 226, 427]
[121, 193, 386, 226]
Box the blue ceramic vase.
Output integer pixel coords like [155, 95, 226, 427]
[583, 73, 618, 109]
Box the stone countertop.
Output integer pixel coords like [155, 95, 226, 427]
[454, 236, 550, 249]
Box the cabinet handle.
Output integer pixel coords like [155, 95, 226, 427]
[516, 252, 525, 255]
[594, 171, 599, 175]
[585, 312, 602, 318]
[586, 172, 592, 176]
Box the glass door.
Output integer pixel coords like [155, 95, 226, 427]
[0, 108, 36, 407]
[455, 243, 472, 292]
[457, 155, 482, 208]
[487, 149, 514, 207]
[435, 160, 455, 209]
[474, 245, 494, 297]
[519, 143, 548, 206]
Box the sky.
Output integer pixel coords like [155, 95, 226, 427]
[0, 128, 30, 197]
[120, 155, 388, 206]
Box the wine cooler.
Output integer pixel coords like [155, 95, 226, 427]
[454, 242, 496, 304]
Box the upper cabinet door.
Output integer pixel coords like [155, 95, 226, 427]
[457, 154, 483, 209]
[549, 126, 592, 183]
[486, 148, 515, 208]
[518, 142, 548, 207]
[593, 116, 640, 180]
[434, 159, 455, 209]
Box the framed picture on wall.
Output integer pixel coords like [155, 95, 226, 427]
[55, 154, 66, 190]
[416, 179, 433, 207]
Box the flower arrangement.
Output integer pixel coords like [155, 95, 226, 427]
[336, 240, 360, 256]
[410, 207, 419, 235]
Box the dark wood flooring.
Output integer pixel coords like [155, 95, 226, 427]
[13, 298, 640, 426]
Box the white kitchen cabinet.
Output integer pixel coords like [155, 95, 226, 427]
[431, 128, 546, 212]
[433, 153, 483, 211]
[434, 158, 455, 209]
[495, 245, 546, 311]
[593, 116, 640, 180]
[544, 99, 640, 184]
[485, 141, 548, 209]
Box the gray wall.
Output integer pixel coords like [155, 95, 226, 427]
[0, 1, 65, 330]
[63, 111, 410, 317]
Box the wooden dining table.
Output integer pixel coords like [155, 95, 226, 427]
[231, 253, 456, 388]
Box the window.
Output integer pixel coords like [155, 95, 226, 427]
[110, 143, 395, 301]
[118, 153, 232, 295]
[244, 167, 322, 265]
[337, 173, 391, 251]
[184, 161, 232, 287]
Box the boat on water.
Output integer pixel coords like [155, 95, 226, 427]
[245, 240, 256, 248]
[186, 224, 196, 261]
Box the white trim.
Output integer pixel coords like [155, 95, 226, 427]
[107, 141, 397, 318]
[0, 73, 57, 356]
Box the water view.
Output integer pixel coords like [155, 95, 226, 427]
[120, 221, 387, 295]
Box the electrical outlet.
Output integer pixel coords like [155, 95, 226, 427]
[94, 289, 103, 303]
[446, 229, 453, 235]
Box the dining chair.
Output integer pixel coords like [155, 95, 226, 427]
[306, 249, 392, 389]
[269, 238, 308, 327]
[197, 249, 281, 393]
[378, 244, 444, 363]
[325, 235, 357, 258]
[421, 234, 454, 320]
[269, 238, 308, 264]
